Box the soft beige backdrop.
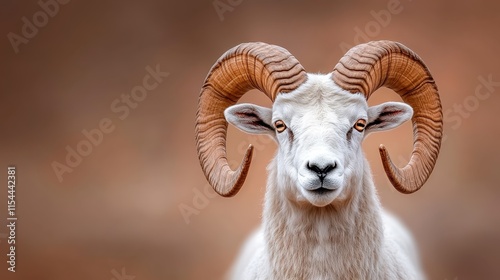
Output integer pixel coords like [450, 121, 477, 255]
[1, 0, 499, 279]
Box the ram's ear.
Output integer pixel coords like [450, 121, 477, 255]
[224, 103, 274, 135]
[366, 102, 413, 134]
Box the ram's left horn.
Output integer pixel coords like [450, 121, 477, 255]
[332, 40, 443, 194]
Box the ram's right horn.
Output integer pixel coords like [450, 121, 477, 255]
[195, 42, 308, 197]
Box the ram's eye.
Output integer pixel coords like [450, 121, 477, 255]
[274, 120, 287, 133]
[354, 119, 367, 132]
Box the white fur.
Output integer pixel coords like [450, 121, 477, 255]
[225, 74, 423, 280]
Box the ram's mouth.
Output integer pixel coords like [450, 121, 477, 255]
[309, 187, 335, 195]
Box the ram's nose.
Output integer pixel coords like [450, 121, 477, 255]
[306, 161, 337, 182]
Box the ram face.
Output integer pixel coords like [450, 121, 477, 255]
[225, 74, 414, 207]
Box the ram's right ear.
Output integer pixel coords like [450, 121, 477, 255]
[366, 102, 413, 135]
[224, 103, 274, 136]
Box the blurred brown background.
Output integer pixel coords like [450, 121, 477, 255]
[1, 0, 499, 279]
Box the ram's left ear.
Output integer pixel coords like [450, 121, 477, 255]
[366, 102, 413, 134]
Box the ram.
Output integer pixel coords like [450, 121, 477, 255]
[195, 41, 442, 279]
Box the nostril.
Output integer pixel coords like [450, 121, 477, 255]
[323, 162, 336, 174]
[307, 162, 319, 174]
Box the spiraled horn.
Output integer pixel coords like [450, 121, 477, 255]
[332, 40, 443, 194]
[195, 42, 307, 197]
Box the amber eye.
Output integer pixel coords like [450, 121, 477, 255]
[354, 119, 367, 132]
[274, 120, 287, 133]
